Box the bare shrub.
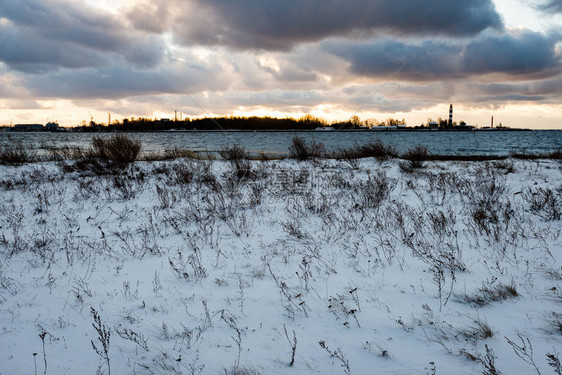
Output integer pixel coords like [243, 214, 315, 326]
[92, 134, 141, 164]
[525, 187, 561, 221]
[333, 141, 397, 162]
[355, 173, 393, 210]
[288, 136, 325, 160]
[467, 176, 508, 236]
[0, 142, 37, 165]
[462, 282, 518, 306]
[405, 218, 465, 309]
[460, 318, 494, 340]
[492, 160, 515, 174]
[45, 144, 86, 161]
[220, 144, 249, 161]
[400, 145, 429, 172]
[156, 185, 177, 209]
[482, 345, 502, 375]
[318, 340, 351, 375]
[109, 173, 140, 200]
[114, 326, 149, 352]
[283, 324, 297, 366]
[60, 156, 109, 176]
[549, 150, 562, 160]
[221, 311, 245, 372]
[505, 333, 541, 375]
[547, 352, 562, 375]
[358, 141, 397, 160]
[220, 144, 253, 180]
[335, 148, 360, 169]
[91, 307, 111, 375]
[544, 312, 562, 335]
[59, 135, 141, 175]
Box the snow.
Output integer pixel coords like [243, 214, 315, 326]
[0, 157, 560, 375]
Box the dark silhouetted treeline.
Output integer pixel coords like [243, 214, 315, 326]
[75, 115, 335, 132]
[72, 115, 419, 132]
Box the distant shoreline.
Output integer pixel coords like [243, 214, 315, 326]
[0, 127, 535, 133]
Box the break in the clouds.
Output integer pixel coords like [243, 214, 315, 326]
[169, 0, 502, 50]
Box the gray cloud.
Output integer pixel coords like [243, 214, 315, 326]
[0, 22, 109, 73]
[126, 2, 170, 34]
[327, 39, 462, 80]
[326, 30, 562, 81]
[538, 0, 562, 12]
[0, 0, 166, 71]
[464, 76, 562, 97]
[462, 31, 560, 75]
[0, 0, 560, 124]
[1, 0, 128, 50]
[22, 53, 234, 99]
[169, 0, 502, 50]
[2, 99, 46, 110]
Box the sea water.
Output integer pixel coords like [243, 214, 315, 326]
[1, 130, 560, 157]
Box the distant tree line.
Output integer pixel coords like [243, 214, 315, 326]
[73, 114, 476, 132]
[76, 115, 325, 132]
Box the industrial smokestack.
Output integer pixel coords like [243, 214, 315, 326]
[448, 104, 453, 126]
[491, 116, 494, 128]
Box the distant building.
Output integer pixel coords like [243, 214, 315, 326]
[14, 124, 45, 131]
[46, 122, 59, 131]
[428, 121, 439, 130]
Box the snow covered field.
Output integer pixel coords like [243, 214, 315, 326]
[0, 156, 560, 375]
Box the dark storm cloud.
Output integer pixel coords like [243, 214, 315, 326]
[1, 0, 127, 50]
[171, 0, 502, 50]
[0, 22, 108, 72]
[327, 39, 462, 80]
[327, 30, 561, 81]
[462, 31, 560, 75]
[0, 0, 166, 71]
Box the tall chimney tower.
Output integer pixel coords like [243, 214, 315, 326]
[491, 116, 494, 128]
[448, 104, 453, 127]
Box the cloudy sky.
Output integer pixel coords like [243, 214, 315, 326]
[1, 0, 561, 128]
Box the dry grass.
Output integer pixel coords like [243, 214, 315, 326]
[399, 145, 429, 172]
[462, 283, 519, 306]
[288, 136, 326, 160]
[91, 134, 141, 164]
[0, 143, 37, 165]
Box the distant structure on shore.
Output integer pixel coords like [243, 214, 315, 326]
[0, 112, 526, 132]
[10, 122, 61, 132]
[13, 124, 44, 131]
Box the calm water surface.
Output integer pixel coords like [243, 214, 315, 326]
[1, 130, 560, 157]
